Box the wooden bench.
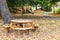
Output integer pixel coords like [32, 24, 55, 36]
[13, 27, 34, 35]
[31, 24, 39, 31]
[3, 24, 10, 32]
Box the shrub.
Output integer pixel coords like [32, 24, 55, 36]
[56, 8, 60, 14]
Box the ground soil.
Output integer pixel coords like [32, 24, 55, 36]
[0, 10, 60, 40]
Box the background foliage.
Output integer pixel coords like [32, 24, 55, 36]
[6, 0, 60, 12]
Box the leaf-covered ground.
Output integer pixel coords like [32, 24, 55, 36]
[0, 10, 60, 40]
[0, 16, 60, 40]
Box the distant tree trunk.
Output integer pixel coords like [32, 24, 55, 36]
[35, 4, 37, 10]
[53, 6, 55, 15]
[0, 0, 13, 24]
[36, 5, 37, 10]
[36, 4, 38, 10]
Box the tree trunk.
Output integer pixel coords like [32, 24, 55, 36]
[0, 0, 13, 24]
[53, 6, 55, 15]
[35, 4, 37, 10]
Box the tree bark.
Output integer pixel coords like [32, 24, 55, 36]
[0, 0, 13, 24]
[53, 6, 55, 15]
[36, 4, 37, 10]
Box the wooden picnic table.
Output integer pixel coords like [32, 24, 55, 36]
[13, 27, 34, 35]
[9, 19, 35, 35]
[3, 19, 39, 35]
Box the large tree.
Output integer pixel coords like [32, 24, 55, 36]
[0, 0, 13, 24]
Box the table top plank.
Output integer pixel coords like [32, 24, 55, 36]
[10, 19, 33, 23]
[13, 27, 34, 30]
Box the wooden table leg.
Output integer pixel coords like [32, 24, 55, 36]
[26, 29, 29, 35]
[7, 30, 10, 33]
[20, 30, 23, 35]
[18, 30, 20, 37]
[5, 27, 10, 33]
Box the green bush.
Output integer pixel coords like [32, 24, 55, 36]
[56, 8, 60, 14]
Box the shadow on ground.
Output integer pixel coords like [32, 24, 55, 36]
[13, 15, 60, 20]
